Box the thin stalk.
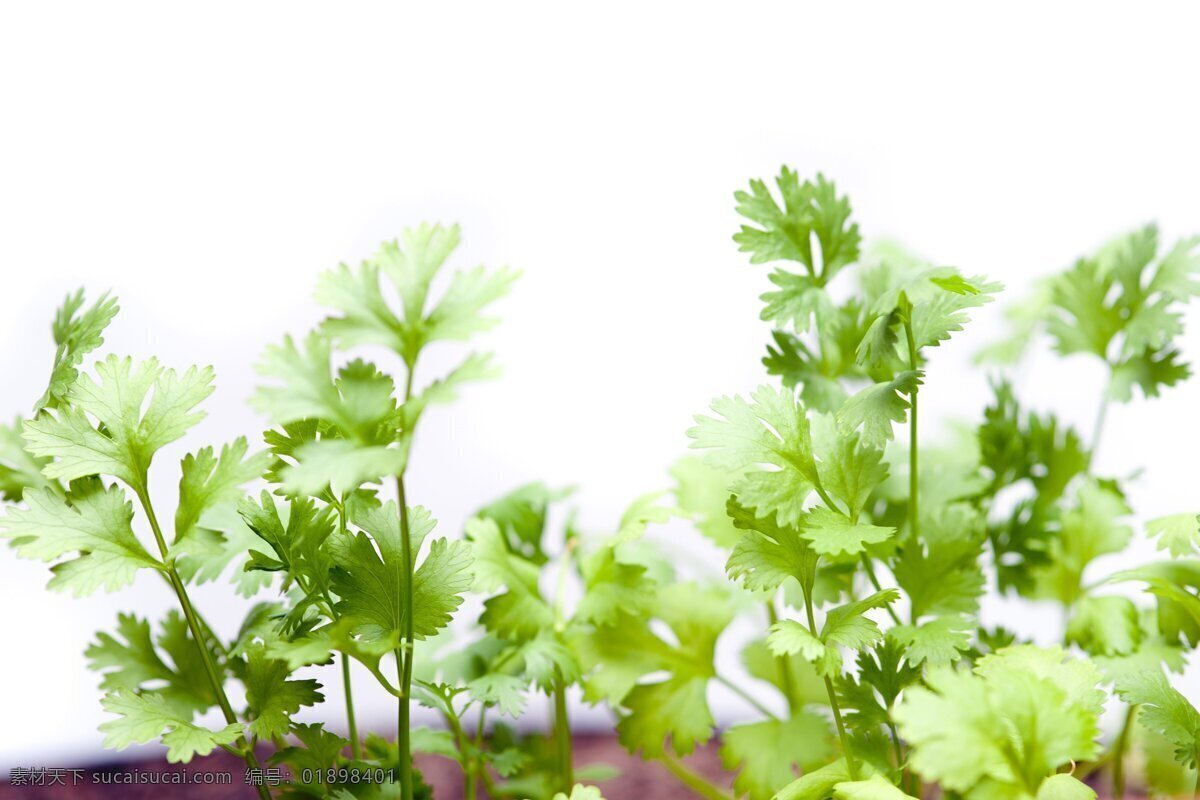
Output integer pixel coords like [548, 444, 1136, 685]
[903, 321, 920, 553]
[341, 654, 360, 760]
[332, 507, 360, 759]
[803, 580, 859, 780]
[395, 364, 418, 800]
[395, 474, 415, 800]
[658, 754, 735, 800]
[134, 484, 271, 800]
[765, 603, 798, 712]
[860, 554, 902, 625]
[471, 707, 487, 800]
[553, 667, 574, 792]
[716, 675, 780, 721]
[441, 705, 476, 800]
[1111, 703, 1136, 799]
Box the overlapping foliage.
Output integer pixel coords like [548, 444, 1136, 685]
[4, 173, 1200, 800]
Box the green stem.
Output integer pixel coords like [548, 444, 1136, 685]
[396, 477, 415, 800]
[342, 654, 360, 760]
[860, 554, 902, 625]
[765, 603, 799, 712]
[395, 363, 418, 800]
[471, 707, 487, 800]
[441, 705, 475, 800]
[903, 321, 920, 554]
[1111, 703, 1136, 799]
[134, 484, 271, 800]
[716, 675, 780, 720]
[553, 667, 574, 792]
[803, 579, 859, 781]
[658, 754, 734, 800]
[331, 506, 360, 760]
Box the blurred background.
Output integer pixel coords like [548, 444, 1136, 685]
[2, 0, 1200, 771]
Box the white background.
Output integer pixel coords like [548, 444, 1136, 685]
[3, 0, 1200, 768]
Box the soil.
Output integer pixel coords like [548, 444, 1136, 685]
[0, 735, 732, 798]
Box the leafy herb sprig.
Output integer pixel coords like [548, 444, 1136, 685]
[5, 175, 1200, 800]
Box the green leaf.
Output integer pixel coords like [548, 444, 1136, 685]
[467, 673, 527, 717]
[37, 289, 120, 411]
[891, 616, 972, 666]
[893, 503, 987, 620]
[256, 334, 376, 431]
[720, 715, 832, 800]
[331, 502, 470, 642]
[895, 645, 1104, 795]
[243, 645, 323, 739]
[473, 480, 569, 563]
[822, 590, 901, 653]
[175, 438, 268, 545]
[403, 351, 501, 430]
[768, 620, 826, 660]
[760, 272, 835, 332]
[23, 355, 214, 488]
[836, 371, 923, 449]
[1035, 774, 1095, 800]
[733, 169, 861, 283]
[815, 431, 888, 520]
[239, 492, 335, 600]
[1113, 667, 1200, 769]
[1065, 595, 1141, 657]
[616, 675, 712, 758]
[1, 482, 162, 595]
[775, 759, 853, 800]
[797, 507, 894, 557]
[688, 384, 818, 526]
[279, 439, 408, 497]
[726, 520, 815, 593]
[1034, 480, 1132, 605]
[99, 690, 243, 763]
[468, 517, 553, 641]
[317, 224, 518, 365]
[671, 456, 741, 549]
[0, 419, 51, 501]
[834, 775, 918, 800]
[1109, 347, 1191, 400]
[86, 611, 218, 716]
[270, 723, 349, 778]
[577, 584, 732, 756]
[1149, 513, 1200, 558]
[575, 545, 655, 627]
[552, 786, 606, 800]
[768, 591, 900, 677]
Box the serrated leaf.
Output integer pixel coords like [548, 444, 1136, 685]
[733, 169, 860, 282]
[891, 616, 972, 666]
[330, 502, 469, 642]
[720, 715, 832, 800]
[836, 371, 923, 449]
[467, 673, 527, 717]
[1, 482, 162, 595]
[798, 507, 894, 557]
[99, 690, 242, 764]
[243, 645, 323, 739]
[688, 384, 818, 526]
[24, 356, 214, 488]
[1149, 513, 1200, 558]
[36, 289, 120, 411]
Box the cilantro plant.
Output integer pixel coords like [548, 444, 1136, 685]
[4, 178, 1200, 800]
